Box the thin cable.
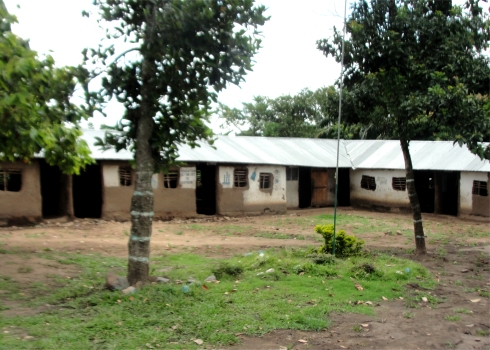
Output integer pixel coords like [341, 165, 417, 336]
[332, 0, 348, 256]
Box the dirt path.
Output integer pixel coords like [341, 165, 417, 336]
[1, 207, 489, 349]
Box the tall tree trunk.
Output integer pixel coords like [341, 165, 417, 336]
[400, 138, 427, 255]
[127, 4, 156, 285]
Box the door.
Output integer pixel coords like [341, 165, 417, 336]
[73, 163, 102, 218]
[311, 168, 328, 207]
[196, 164, 216, 215]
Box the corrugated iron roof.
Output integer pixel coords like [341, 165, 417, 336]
[345, 140, 490, 172]
[80, 129, 490, 172]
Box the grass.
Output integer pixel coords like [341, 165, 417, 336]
[0, 247, 434, 349]
[254, 232, 307, 240]
[444, 315, 461, 321]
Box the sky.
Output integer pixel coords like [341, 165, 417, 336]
[4, 0, 469, 132]
[4, 0, 349, 132]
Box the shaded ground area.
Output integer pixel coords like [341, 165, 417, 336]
[0, 208, 489, 349]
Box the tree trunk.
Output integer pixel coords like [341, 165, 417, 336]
[127, 4, 156, 285]
[400, 138, 427, 255]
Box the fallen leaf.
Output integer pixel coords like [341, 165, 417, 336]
[129, 296, 134, 301]
[117, 300, 122, 303]
[193, 339, 203, 345]
[421, 297, 428, 302]
[145, 343, 154, 349]
[470, 299, 481, 303]
[355, 283, 364, 291]
[461, 269, 469, 273]
[235, 333, 244, 336]
[224, 292, 229, 295]
[365, 301, 373, 305]
[382, 296, 388, 301]
[171, 325, 178, 330]
[361, 324, 369, 328]
[466, 324, 475, 327]
[399, 297, 404, 300]
[340, 346, 347, 349]
[201, 284, 209, 291]
[298, 339, 308, 343]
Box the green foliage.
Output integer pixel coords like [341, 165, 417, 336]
[318, 0, 490, 159]
[314, 224, 364, 257]
[217, 88, 329, 137]
[307, 253, 337, 265]
[0, 1, 93, 174]
[82, 0, 268, 169]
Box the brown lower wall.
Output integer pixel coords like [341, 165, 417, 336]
[0, 160, 42, 221]
[216, 187, 287, 216]
[351, 197, 412, 213]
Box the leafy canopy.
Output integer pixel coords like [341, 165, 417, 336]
[0, 1, 92, 174]
[82, 0, 268, 167]
[317, 0, 490, 158]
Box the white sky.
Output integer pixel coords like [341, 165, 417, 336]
[4, 0, 468, 132]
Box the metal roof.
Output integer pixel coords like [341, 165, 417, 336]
[80, 129, 490, 172]
[345, 140, 490, 172]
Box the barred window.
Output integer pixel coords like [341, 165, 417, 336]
[119, 167, 132, 186]
[0, 169, 22, 192]
[472, 181, 488, 197]
[361, 175, 376, 191]
[392, 177, 406, 191]
[234, 168, 247, 187]
[164, 170, 179, 189]
[259, 173, 272, 189]
[286, 167, 299, 181]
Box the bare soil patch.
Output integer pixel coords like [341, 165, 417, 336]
[0, 207, 489, 349]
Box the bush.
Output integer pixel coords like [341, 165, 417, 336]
[315, 224, 364, 258]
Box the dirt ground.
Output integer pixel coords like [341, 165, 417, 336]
[0, 207, 489, 350]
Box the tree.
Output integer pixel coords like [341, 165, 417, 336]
[218, 88, 328, 137]
[318, 0, 490, 254]
[0, 1, 92, 174]
[82, 0, 267, 284]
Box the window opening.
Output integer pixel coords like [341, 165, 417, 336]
[0, 169, 22, 192]
[234, 168, 247, 187]
[164, 170, 179, 189]
[392, 177, 406, 191]
[361, 175, 376, 191]
[259, 173, 271, 189]
[472, 180, 488, 196]
[119, 167, 132, 186]
[286, 167, 299, 181]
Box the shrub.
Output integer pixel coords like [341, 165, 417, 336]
[315, 224, 364, 257]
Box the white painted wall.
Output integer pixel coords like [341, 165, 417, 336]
[243, 165, 286, 207]
[218, 166, 234, 189]
[179, 167, 196, 189]
[460, 172, 489, 214]
[350, 169, 409, 207]
[103, 165, 119, 187]
[286, 180, 299, 208]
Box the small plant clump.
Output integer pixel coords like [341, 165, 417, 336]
[307, 253, 336, 265]
[212, 263, 243, 279]
[314, 224, 364, 257]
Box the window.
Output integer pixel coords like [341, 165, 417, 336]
[164, 170, 179, 189]
[234, 168, 247, 187]
[361, 175, 376, 191]
[286, 167, 299, 181]
[392, 177, 406, 191]
[472, 181, 488, 196]
[0, 169, 21, 192]
[259, 173, 272, 189]
[119, 167, 132, 186]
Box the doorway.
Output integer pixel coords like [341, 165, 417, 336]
[196, 164, 216, 215]
[73, 163, 102, 218]
[434, 171, 459, 216]
[337, 168, 351, 206]
[311, 168, 328, 207]
[39, 160, 64, 218]
[298, 167, 312, 208]
[414, 170, 435, 213]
